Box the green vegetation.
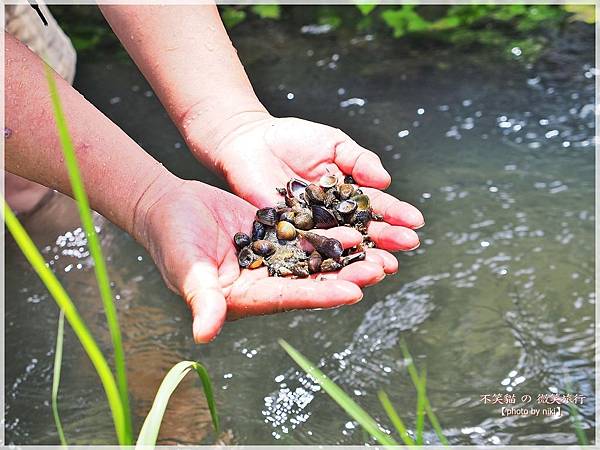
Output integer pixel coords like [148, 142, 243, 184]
[3, 65, 219, 445]
[280, 339, 448, 445]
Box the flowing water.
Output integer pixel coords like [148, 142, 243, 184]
[5, 19, 595, 445]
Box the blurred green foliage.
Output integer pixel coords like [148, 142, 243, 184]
[50, 4, 594, 62]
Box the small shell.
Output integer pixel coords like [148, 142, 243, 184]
[311, 205, 338, 229]
[344, 175, 356, 184]
[319, 174, 338, 189]
[292, 262, 310, 278]
[294, 210, 314, 230]
[350, 209, 371, 226]
[233, 232, 252, 250]
[248, 256, 264, 269]
[238, 247, 258, 268]
[324, 190, 338, 208]
[251, 239, 276, 256]
[280, 210, 295, 223]
[351, 194, 371, 211]
[256, 207, 277, 226]
[305, 184, 326, 204]
[299, 231, 343, 260]
[320, 258, 343, 272]
[341, 251, 366, 266]
[251, 221, 266, 241]
[287, 178, 308, 200]
[276, 221, 297, 240]
[336, 199, 357, 215]
[308, 251, 323, 273]
[338, 183, 355, 200]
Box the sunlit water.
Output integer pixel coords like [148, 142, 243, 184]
[5, 21, 595, 445]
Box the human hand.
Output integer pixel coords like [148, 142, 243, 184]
[201, 114, 424, 253]
[133, 176, 397, 343]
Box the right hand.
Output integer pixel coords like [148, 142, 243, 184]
[133, 176, 398, 343]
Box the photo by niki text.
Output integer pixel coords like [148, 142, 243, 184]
[480, 393, 586, 417]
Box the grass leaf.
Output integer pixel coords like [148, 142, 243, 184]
[44, 64, 132, 443]
[136, 361, 219, 447]
[280, 339, 397, 446]
[4, 203, 129, 445]
[415, 368, 426, 444]
[51, 310, 67, 446]
[377, 390, 415, 445]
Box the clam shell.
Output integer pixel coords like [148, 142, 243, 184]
[251, 239, 276, 256]
[311, 205, 338, 229]
[256, 207, 277, 226]
[233, 232, 252, 250]
[276, 221, 297, 240]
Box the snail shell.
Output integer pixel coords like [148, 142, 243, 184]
[286, 178, 308, 201]
[251, 221, 266, 241]
[299, 231, 343, 260]
[256, 207, 278, 226]
[276, 221, 297, 240]
[336, 199, 357, 215]
[238, 247, 258, 268]
[305, 184, 326, 204]
[338, 183, 355, 200]
[308, 251, 323, 274]
[251, 239, 276, 256]
[279, 210, 296, 223]
[233, 232, 252, 250]
[351, 194, 371, 211]
[294, 210, 314, 230]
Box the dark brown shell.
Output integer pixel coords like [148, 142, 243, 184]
[256, 207, 277, 226]
[233, 232, 252, 250]
[305, 184, 326, 204]
[341, 251, 366, 266]
[308, 251, 323, 273]
[251, 221, 266, 241]
[279, 210, 295, 223]
[344, 175, 355, 184]
[300, 231, 343, 260]
[338, 183, 355, 200]
[320, 258, 343, 272]
[294, 210, 314, 230]
[311, 205, 338, 229]
[251, 239, 276, 256]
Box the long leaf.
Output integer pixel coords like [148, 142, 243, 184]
[400, 341, 448, 445]
[136, 361, 219, 447]
[279, 339, 397, 446]
[377, 390, 414, 446]
[415, 369, 426, 445]
[44, 64, 132, 442]
[51, 310, 67, 446]
[4, 203, 129, 445]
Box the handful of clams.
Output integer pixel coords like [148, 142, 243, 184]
[233, 174, 382, 277]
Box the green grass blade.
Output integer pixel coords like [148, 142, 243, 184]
[415, 369, 426, 445]
[51, 310, 67, 446]
[4, 203, 129, 445]
[377, 390, 415, 446]
[400, 341, 448, 445]
[279, 339, 398, 446]
[44, 64, 132, 442]
[136, 361, 219, 447]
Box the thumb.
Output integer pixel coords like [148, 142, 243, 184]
[182, 261, 227, 344]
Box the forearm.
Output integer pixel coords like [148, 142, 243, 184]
[5, 33, 176, 238]
[100, 5, 268, 169]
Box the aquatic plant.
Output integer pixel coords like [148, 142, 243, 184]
[280, 339, 448, 445]
[3, 64, 219, 445]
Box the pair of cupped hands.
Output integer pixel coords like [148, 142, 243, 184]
[133, 113, 424, 343]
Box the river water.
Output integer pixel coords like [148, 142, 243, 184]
[5, 18, 595, 445]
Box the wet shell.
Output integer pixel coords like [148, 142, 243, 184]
[294, 210, 314, 230]
[351, 194, 371, 211]
[251, 239, 276, 256]
[248, 256, 264, 269]
[256, 207, 277, 226]
[233, 232, 252, 250]
[300, 231, 343, 260]
[305, 184, 326, 204]
[344, 175, 356, 184]
[292, 262, 310, 278]
[351, 209, 371, 226]
[251, 221, 266, 241]
[324, 190, 338, 208]
[336, 199, 357, 215]
[311, 205, 338, 229]
[308, 251, 323, 273]
[320, 258, 343, 272]
[319, 174, 338, 189]
[276, 221, 297, 240]
[338, 183, 355, 200]
[287, 178, 308, 201]
[279, 210, 295, 223]
[238, 247, 258, 268]
[341, 251, 366, 266]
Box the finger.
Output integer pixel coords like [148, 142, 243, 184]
[337, 260, 385, 287]
[366, 248, 399, 274]
[228, 278, 363, 318]
[334, 140, 391, 189]
[367, 221, 420, 252]
[362, 187, 425, 229]
[182, 261, 227, 344]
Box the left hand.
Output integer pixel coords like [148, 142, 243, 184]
[206, 114, 424, 253]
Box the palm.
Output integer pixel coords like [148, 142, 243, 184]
[142, 180, 387, 343]
[217, 116, 424, 252]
